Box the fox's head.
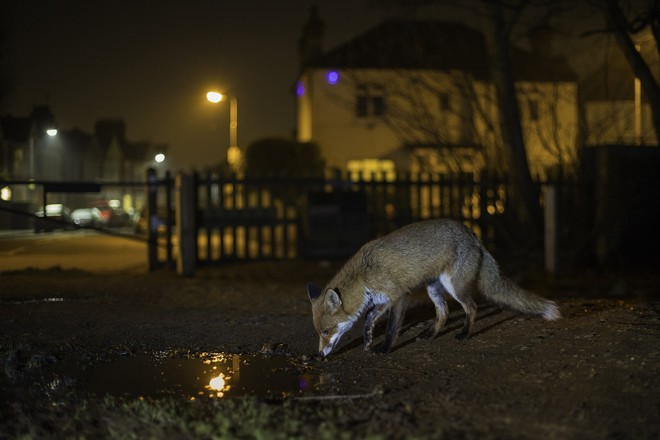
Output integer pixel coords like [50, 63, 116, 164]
[306, 282, 354, 357]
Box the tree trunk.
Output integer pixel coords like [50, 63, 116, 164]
[480, 2, 541, 233]
[605, 0, 660, 142]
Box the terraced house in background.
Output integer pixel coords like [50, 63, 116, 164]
[0, 109, 168, 215]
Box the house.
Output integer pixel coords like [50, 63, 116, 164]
[91, 119, 167, 211]
[0, 109, 167, 216]
[295, 14, 578, 179]
[579, 40, 659, 146]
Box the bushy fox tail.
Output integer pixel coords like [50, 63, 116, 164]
[478, 251, 560, 320]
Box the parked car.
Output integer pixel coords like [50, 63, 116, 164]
[106, 207, 134, 228]
[34, 204, 72, 232]
[71, 208, 102, 228]
[90, 200, 134, 228]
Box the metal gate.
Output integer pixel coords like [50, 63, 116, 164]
[165, 171, 504, 276]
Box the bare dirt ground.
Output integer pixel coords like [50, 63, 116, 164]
[1, 261, 659, 439]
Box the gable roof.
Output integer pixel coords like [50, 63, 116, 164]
[306, 20, 576, 82]
[94, 119, 126, 154]
[0, 115, 31, 143]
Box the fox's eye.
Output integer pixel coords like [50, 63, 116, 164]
[321, 329, 331, 337]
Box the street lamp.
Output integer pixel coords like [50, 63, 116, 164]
[29, 125, 58, 179]
[206, 91, 239, 169]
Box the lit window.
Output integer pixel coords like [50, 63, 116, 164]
[1, 186, 11, 201]
[347, 159, 395, 181]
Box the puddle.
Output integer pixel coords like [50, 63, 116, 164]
[79, 352, 323, 399]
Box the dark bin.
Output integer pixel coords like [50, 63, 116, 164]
[303, 191, 368, 258]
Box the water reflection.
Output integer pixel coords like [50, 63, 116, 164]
[81, 352, 321, 399]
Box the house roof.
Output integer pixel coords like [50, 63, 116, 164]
[94, 119, 127, 154]
[60, 128, 93, 154]
[306, 20, 576, 82]
[93, 119, 155, 161]
[0, 115, 31, 143]
[123, 140, 150, 161]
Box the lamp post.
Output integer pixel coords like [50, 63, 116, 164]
[29, 126, 57, 179]
[206, 91, 240, 169]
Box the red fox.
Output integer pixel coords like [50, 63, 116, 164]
[307, 219, 560, 357]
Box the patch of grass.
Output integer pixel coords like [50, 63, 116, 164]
[3, 394, 403, 439]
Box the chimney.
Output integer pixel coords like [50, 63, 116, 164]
[298, 5, 325, 66]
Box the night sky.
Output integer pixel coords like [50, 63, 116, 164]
[1, 1, 386, 171]
[1, 1, 619, 172]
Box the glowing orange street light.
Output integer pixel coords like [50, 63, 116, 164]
[206, 91, 222, 103]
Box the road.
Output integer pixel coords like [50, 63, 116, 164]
[0, 229, 149, 273]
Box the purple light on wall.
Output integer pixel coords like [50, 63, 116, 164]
[296, 81, 304, 96]
[326, 70, 339, 85]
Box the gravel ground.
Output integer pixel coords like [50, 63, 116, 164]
[1, 261, 659, 439]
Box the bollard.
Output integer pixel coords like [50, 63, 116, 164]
[544, 185, 558, 276]
[176, 173, 196, 277]
[146, 168, 158, 271]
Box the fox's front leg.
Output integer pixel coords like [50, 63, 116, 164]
[363, 303, 389, 351]
[379, 297, 408, 353]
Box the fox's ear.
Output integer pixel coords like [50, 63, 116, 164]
[307, 282, 323, 302]
[325, 288, 342, 314]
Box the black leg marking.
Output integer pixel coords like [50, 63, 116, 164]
[418, 279, 449, 340]
[378, 297, 408, 353]
[451, 283, 478, 340]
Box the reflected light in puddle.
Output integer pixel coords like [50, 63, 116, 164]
[79, 352, 324, 399]
[208, 372, 231, 398]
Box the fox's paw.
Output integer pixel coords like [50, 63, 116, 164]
[455, 331, 471, 341]
[372, 345, 391, 355]
[416, 326, 437, 341]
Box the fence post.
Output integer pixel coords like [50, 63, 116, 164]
[544, 185, 558, 276]
[176, 172, 196, 277]
[165, 170, 174, 268]
[146, 167, 159, 271]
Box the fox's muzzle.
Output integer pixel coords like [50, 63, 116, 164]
[318, 324, 350, 357]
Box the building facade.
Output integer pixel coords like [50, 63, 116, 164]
[0, 108, 167, 214]
[296, 18, 579, 179]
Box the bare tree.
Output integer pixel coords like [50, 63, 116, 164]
[480, 1, 541, 229]
[599, 0, 660, 141]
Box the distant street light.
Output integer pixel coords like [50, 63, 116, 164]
[46, 129, 58, 137]
[155, 153, 165, 163]
[206, 90, 239, 169]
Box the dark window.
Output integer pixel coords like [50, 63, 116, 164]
[372, 96, 385, 116]
[356, 85, 368, 117]
[528, 99, 539, 121]
[438, 92, 451, 112]
[356, 84, 386, 117]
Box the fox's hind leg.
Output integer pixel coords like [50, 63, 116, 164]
[418, 279, 449, 340]
[441, 262, 480, 340]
